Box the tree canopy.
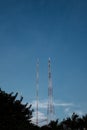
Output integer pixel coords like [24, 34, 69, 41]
[0, 88, 87, 130]
[0, 88, 34, 130]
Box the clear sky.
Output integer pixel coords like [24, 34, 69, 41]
[0, 0, 87, 124]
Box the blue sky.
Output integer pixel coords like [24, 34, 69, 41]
[0, 0, 87, 124]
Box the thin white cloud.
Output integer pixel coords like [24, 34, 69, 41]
[64, 107, 70, 113]
[31, 111, 47, 125]
[30, 100, 85, 125]
[54, 102, 74, 107]
[31, 100, 74, 109]
[64, 107, 84, 117]
[74, 110, 84, 116]
[31, 100, 47, 109]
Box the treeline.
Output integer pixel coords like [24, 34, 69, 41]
[0, 88, 87, 130]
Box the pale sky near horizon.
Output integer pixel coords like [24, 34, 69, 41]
[0, 0, 87, 123]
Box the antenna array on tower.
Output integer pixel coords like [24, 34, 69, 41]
[47, 58, 55, 123]
[35, 58, 55, 125]
[36, 59, 39, 125]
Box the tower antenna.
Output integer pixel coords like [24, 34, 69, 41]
[36, 59, 39, 125]
[47, 58, 55, 123]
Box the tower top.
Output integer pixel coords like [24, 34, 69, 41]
[48, 57, 51, 62]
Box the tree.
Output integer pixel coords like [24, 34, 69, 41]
[71, 113, 79, 130]
[48, 119, 59, 129]
[82, 114, 87, 129]
[77, 117, 84, 130]
[61, 117, 72, 130]
[0, 88, 33, 130]
[61, 113, 79, 130]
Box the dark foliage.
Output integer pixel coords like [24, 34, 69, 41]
[0, 88, 34, 130]
[0, 88, 87, 130]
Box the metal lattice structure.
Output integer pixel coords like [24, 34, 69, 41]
[36, 59, 39, 125]
[47, 58, 55, 123]
[35, 58, 55, 125]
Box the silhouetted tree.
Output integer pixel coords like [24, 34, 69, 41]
[41, 124, 51, 130]
[1, 88, 87, 130]
[48, 119, 59, 129]
[0, 88, 33, 130]
[71, 113, 79, 130]
[62, 117, 72, 130]
[77, 117, 84, 130]
[61, 113, 79, 130]
[82, 114, 87, 129]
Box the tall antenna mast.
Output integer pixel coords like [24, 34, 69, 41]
[36, 59, 39, 125]
[47, 58, 55, 123]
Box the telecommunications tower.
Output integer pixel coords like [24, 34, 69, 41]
[47, 58, 55, 123]
[36, 59, 39, 125]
